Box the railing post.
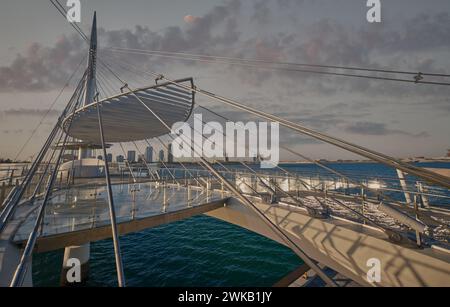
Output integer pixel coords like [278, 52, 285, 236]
[361, 187, 366, 224]
[8, 169, 15, 186]
[413, 195, 422, 247]
[187, 185, 192, 207]
[96, 103, 126, 287]
[416, 182, 429, 208]
[0, 182, 6, 206]
[396, 169, 412, 206]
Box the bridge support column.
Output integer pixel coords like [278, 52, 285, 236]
[60, 243, 90, 286]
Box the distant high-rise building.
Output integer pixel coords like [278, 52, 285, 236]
[168, 144, 174, 163]
[107, 153, 113, 163]
[127, 150, 136, 163]
[145, 146, 154, 163]
[159, 150, 165, 162]
[116, 155, 124, 163]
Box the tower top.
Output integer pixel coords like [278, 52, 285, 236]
[83, 12, 98, 106]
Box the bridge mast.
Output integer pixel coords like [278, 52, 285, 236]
[78, 12, 97, 160]
[83, 12, 97, 107]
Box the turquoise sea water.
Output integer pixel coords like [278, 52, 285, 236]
[33, 215, 302, 287]
[32, 162, 450, 286]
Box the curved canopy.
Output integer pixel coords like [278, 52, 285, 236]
[63, 78, 195, 143]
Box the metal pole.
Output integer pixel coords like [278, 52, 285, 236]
[96, 103, 126, 287]
[0, 125, 59, 229]
[199, 157, 337, 287]
[127, 87, 338, 287]
[150, 76, 449, 188]
[396, 169, 412, 206]
[0, 70, 86, 229]
[413, 195, 422, 247]
[10, 130, 70, 286]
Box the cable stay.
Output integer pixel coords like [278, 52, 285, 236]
[107, 46, 450, 78]
[99, 56, 450, 189]
[103, 48, 450, 86]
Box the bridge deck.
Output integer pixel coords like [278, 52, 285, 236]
[0, 182, 227, 286]
[2, 175, 450, 287]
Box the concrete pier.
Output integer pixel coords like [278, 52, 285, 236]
[60, 243, 90, 286]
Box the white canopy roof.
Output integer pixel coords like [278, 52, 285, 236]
[63, 78, 195, 143]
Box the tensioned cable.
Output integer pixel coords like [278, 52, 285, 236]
[194, 105, 418, 232]
[107, 47, 450, 78]
[49, 0, 89, 41]
[49, 1, 129, 287]
[104, 48, 450, 86]
[49, 0, 450, 87]
[101, 56, 450, 189]
[196, 104, 439, 201]
[193, 107, 395, 229]
[13, 57, 85, 162]
[0, 71, 88, 230]
[98, 66, 207, 186]
[119, 142, 138, 184]
[188, 111, 322, 212]
[96, 69, 206, 186]
[10, 69, 85, 286]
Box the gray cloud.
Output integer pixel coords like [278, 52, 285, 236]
[0, 0, 449, 104]
[344, 121, 429, 137]
[2, 129, 24, 134]
[0, 108, 61, 120]
[0, 36, 86, 92]
[0, 108, 60, 118]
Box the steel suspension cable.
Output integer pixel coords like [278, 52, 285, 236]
[96, 99, 126, 287]
[10, 75, 85, 286]
[103, 49, 450, 87]
[119, 143, 138, 184]
[13, 57, 85, 162]
[0, 70, 87, 230]
[45, 7, 128, 285]
[107, 47, 450, 78]
[99, 74, 338, 286]
[197, 105, 425, 210]
[102, 57, 450, 189]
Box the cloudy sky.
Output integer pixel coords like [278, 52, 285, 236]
[0, 0, 449, 161]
